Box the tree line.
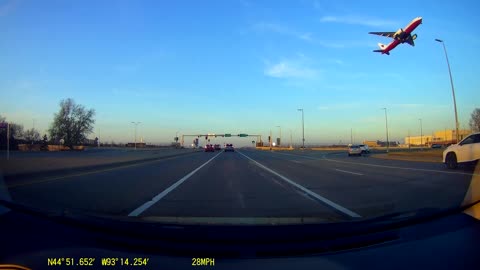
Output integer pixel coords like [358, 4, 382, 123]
[0, 98, 95, 150]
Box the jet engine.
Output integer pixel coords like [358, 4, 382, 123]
[412, 34, 418, 40]
[394, 28, 403, 38]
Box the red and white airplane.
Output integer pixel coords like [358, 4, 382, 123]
[369, 17, 422, 55]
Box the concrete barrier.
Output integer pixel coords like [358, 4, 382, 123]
[47, 145, 70, 151]
[18, 144, 42, 151]
[72, 146, 85, 151]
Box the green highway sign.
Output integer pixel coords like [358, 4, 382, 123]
[224, 134, 231, 137]
[239, 134, 248, 137]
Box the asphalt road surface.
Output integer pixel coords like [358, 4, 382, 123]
[3, 149, 477, 222]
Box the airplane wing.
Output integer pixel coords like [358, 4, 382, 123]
[368, 32, 395, 38]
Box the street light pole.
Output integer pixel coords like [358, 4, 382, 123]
[381, 108, 389, 153]
[276, 125, 281, 146]
[419, 118, 423, 150]
[297, 109, 304, 148]
[435, 39, 460, 143]
[350, 128, 353, 145]
[289, 129, 293, 148]
[131, 122, 141, 150]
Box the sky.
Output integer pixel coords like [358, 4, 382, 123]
[1, 0, 479, 146]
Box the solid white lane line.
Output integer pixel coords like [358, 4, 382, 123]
[237, 151, 361, 218]
[335, 169, 364, 176]
[128, 151, 223, 217]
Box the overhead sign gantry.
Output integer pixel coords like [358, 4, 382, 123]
[180, 133, 262, 147]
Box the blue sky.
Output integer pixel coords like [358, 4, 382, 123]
[1, 0, 479, 146]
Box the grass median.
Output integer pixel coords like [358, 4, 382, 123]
[372, 149, 443, 163]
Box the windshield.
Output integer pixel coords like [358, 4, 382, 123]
[0, 0, 479, 230]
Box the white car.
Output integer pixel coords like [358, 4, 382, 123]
[358, 144, 370, 154]
[443, 132, 480, 169]
[348, 145, 362, 156]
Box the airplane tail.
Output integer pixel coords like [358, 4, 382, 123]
[377, 43, 387, 50]
[373, 43, 390, 55]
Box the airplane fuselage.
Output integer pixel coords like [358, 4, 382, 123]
[370, 17, 422, 55]
[393, 17, 422, 42]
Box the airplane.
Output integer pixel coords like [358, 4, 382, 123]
[369, 17, 422, 55]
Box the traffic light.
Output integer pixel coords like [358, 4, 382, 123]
[205, 136, 208, 140]
[268, 136, 271, 142]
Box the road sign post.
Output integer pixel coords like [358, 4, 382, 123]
[0, 122, 10, 160]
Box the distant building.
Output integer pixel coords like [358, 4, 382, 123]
[362, 140, 400, 147]
[376, 140, 399, 147]
[126, 142, 146, 148]
[83, 138, 97, 146]
[404, 129, 472, 146]
[363, 140, 379, 147]
[405, 135, 433, 146]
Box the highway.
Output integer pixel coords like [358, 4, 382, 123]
[3, 149, 477, 222]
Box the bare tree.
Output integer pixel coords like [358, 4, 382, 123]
[469, 108, 480, 132]
[48, 99, 96, 147]
[0, 115, 25, 149]
[24, 128, 41, 143]
[0, 115, 24, 139]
